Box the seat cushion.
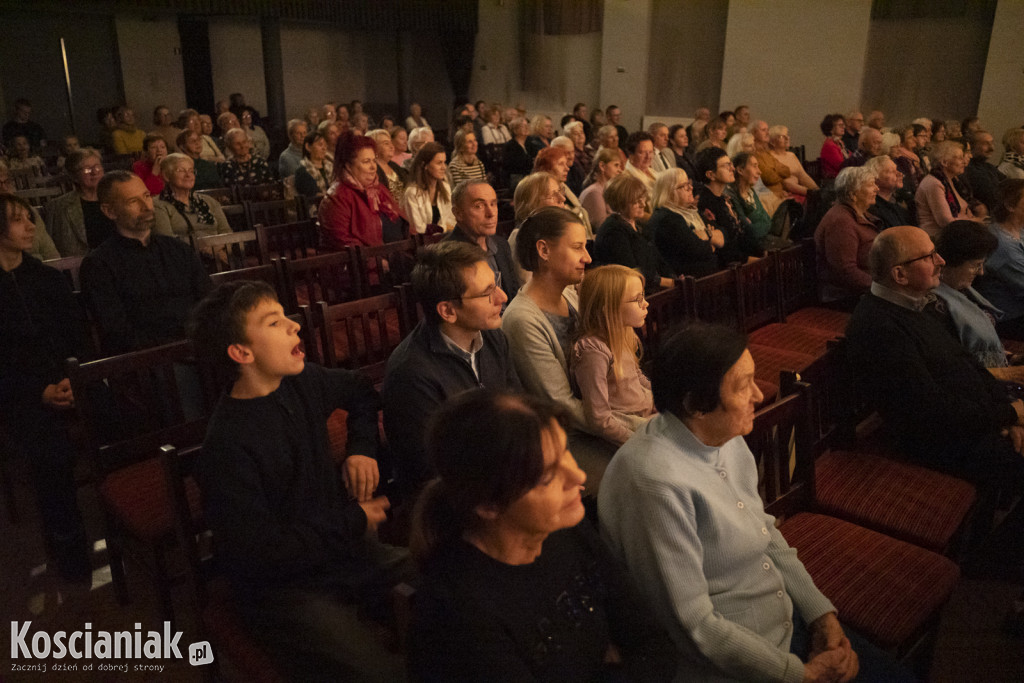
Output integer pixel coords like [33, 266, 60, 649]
[784, 307, 851, 335]
[780, 512, 959, 649]
[100, 458, 200, 540]
[814, 450, 976, 553]
[748, 344, 816, 386]
[203, 581, 286, 683]
[748, 323, 838, 358]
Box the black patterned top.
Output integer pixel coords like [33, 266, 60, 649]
[219, 156, 275, 187]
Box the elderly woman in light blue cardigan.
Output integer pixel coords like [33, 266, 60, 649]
[599, 323, 911, 683]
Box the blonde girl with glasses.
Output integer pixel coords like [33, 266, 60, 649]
[572, 264, 655, 445]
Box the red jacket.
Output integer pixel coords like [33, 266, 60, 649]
[819, 138, 847, 180]
[132, 159, 165, 196]
[319, 179, 402, 250]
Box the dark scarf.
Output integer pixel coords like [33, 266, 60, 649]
[929, 167, 961, 219]
[159, 186, 216, 227]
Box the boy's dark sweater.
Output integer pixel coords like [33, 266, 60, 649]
[198, 363, 382, 594]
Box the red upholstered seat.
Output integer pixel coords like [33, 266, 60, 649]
[779, 512, 959, 649]
[748, 344, 816, 385]
[99, 458, 200, 540]
[748, 323, 839, 358]
[203, 580, 286, 683]
[1001, 338, 1024, 356]
[814, 450, 976, 553]
[784, 307, 851, 335]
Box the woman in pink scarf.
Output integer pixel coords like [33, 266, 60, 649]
[319, 131, 407, 249]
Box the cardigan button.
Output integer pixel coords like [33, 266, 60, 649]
[777, 590, 784, 598]
[763, 562, 771, 571]
[719, 471, 727, 479]
[762, 527, 769, 535]
[737, 501, 745, 509]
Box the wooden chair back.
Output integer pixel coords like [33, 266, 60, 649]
[194, 229, 261, 273]
[245, 198, 298, 231]
[315, 286, 413, 384]
[9, 165, 43, 190]
[352, 239, 417, 298]
[736, 257, 781, 332]
[688, 268, 741, 329]
[744, 383, 815, 520]
[42, 254, 84, 291]
[256, 219, 319, 261]
[196, 187, 237, 207]
[220, 203, 248, 232]
[209, 261, 287, 308]
[238, 182, 286, 202]
[281, 251, 358, 313]
[639, 282, 695, 359]
[773, 239, 818, 316]
[15, 184, 63, 207]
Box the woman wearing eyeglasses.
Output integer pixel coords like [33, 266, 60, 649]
[46, 148, 115, 257]
[571, 265, 655, 446]
[595, 174, 677, 295]
[814, 166, 879, 306]
[648, 168, 722, 278]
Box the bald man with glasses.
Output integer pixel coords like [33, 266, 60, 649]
[845, 225, 1024, 495]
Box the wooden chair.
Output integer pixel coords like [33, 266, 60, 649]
[220, 203, 249, 233]
[194, 230, 261, 273]
[638, 281, 694, 360]
[298, 194, 323, 221]
[42, 254, 84, 291]
[315, 286, 414, 384]
[66, 341, 219, 618]
[237, 182, 285, 202]
[280, 251, 358, 313]
[352, 239, 417, 298]
[688, 269, 741, 329]
[412, 231, 444, 249]
[245, 198, 298, 231]
[15, 184, 63, 207]
[209, 262, 287, 309]
[256, 219, 319, 261]
[161, 443, 286, 683]
[9, 165, 44, 190]
[196, 186, 237, 207]
[746, 385, 960, 662]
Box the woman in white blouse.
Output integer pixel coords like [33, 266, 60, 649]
[400, 141, 455, 234]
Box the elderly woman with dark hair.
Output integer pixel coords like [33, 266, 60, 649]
[595, 173, 676, 293]
[814, 165, 879, 305]
[600, 322, 910, 683]
[218, 128, 274, 187]
[975, 179, 1024, 340]
[176, 129, 222, 190]
[622, 132, 657, 198]
[915, 141, 976, 238]
[293, 131, 333, 198]
[319, 131, 406, 249]
[727, 152, 775, 249]
[409, 389, 674, 682]
[933, 219, 1017, 369]
[131, 134, 168, 195]
[818, 113, 849, 181]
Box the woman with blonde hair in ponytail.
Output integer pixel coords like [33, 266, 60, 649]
[407, 389, 672, 682]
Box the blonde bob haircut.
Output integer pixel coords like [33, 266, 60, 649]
[513, 171, 560, 224]
[577, 264, 645, 379]
[651, 168, 689, 210]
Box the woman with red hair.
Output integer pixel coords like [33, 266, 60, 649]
[534, 146, 592, 237]
[319, 132, 407, 249]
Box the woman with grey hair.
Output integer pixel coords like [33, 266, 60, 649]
[154, 152, 231, 243]
[218, 128, 274, 186]
[915, 140, 976, 238]
[814, 165, 880, 305]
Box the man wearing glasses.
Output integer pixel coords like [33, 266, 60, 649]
[846, 225, 1024, 492]
[442, 179, 521, 303]
[382, 240, 521, 499]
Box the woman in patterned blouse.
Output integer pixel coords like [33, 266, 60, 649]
[218, 127, 274, 187]
[294, 131, 333, 198]
[368, 129, 407, 205]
